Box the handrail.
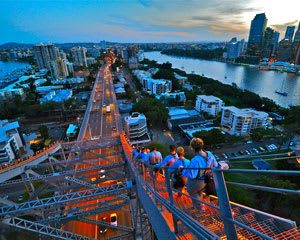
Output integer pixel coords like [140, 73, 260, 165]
[0, 141, 61, 173]
[226, 181, 300, 195]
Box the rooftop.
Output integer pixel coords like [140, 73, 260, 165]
[0, 121, 20, 143]
[197, 95, 223, 102]
[222, 106, 269, 118]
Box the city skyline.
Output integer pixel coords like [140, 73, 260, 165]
[1, 0, 299, 44]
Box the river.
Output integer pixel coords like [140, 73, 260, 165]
[144, 51, 300, 108]
[0, 61, 31, 79]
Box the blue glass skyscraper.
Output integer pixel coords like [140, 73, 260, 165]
[247, 13, 268, 57]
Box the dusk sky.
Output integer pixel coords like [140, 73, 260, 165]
[1, 0, 299, 44]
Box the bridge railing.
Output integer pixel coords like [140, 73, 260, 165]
[0, 141, 61, 173]
[120, 133, 300, 240]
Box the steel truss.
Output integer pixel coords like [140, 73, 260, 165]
[0, 181, 132, 217]
[47, 194, 128, 217]
[0, 162, 124, 187]
[38, 199, 129, 224]
[80, 217, 134, 232]
[24, 153, 119, 170]
[3, 217, 97, 240]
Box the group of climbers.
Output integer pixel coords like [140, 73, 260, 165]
[131, 137, 219, 213]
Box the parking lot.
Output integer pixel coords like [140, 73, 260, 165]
[212, 142, 282, 161]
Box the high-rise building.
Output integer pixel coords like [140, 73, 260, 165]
[247, 13, 268, 57]
[33, 43, 68, 79]
[33, 43, 59, 70]
[271, 31, 280, 56]
[71, 47, 88, 67]
[100, 40, 106, 50]
[262, 27, 275, 58]
[230, 37, 237, 43]
[277, 39, 293, 62]
[55, 58, 69, 78]
[226, 39, 245, 59]
[277, 26, 295, 62]
[292, 22, 300, 64]
[285, 26, 296, 41]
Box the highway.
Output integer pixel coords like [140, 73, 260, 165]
[63, 63, 132, 239]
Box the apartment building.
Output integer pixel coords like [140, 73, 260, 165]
[124, 112, 151, 145]
[0, 120, 24, 163]
[221, 106, 269, 136]
[195, 95, 224, 117]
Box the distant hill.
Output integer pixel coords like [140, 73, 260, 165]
[0, 41, 126, 49]
[0, 42, 34, 49]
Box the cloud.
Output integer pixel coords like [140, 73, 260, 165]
[138, 0, 151, 7]
[271, 20, 299, 33]
[143, 31, 197, 37]
[216, 5, 260, 15]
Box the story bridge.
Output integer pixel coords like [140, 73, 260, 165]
[0, 64, 299, 240]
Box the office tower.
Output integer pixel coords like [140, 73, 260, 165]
[277, 38, 293, 62]
[230, 37, 237, 43]
[271, 31, 280, 56]
[100, 40, 106, 50]
[285, 26, 296, 41]
[262, 27, 274, 58]
[277, 26, 296, 62]
[247, 13, 268, 57]
[226, 39, 245, 59]
[292, 22, 300, 64]
[71, 47, 88, 67]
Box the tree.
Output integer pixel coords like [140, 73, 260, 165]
[192, 128, 226, 146]
[132, 97, 169, 126]
[251, 128, 264, 141]
[39, 125, 49, 139]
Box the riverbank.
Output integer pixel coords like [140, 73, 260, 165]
[141, 57, 286, 116]
[144, 51, 300, 108]
[0, 61, 32, 88]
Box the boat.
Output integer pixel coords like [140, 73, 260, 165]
[275, 76, 288, 96]
[275, 90, 288, 96]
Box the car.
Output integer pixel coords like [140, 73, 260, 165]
[247, 141, 253, 144]
[102, 104, 106, 107]
[222, 153, 228, 159]
[227, 153, 234, 158]
[96, 98, 100, 101]
[258, 147, 265, 152]
[100, 170, 106, 179]
[270, 144, 278, 150]
[93, 100, 96, 103]
[215, 155, 220, 160]
[110, 213, 117, 226]
[253, 148, 259, 154]
[112, 127, 117, 131]
[238, 150, 245, 155]
[268, 145, 274, 150]
[99, 217, 108, 234]
[245, 150, 250, 155]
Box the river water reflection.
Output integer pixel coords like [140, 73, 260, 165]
[144, 51, 300, 108]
